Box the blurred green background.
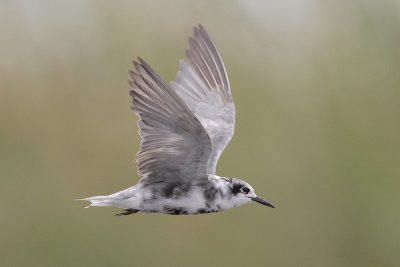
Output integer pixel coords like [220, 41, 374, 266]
[1, 1, 400, 266]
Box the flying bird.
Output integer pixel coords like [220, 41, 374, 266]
[82, 25, 275, 216]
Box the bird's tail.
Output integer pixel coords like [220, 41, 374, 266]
[79, 195, 120, 208]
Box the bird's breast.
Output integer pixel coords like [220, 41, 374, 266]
[139, 188, 226, 215]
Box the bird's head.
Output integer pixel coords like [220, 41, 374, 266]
[229, 179, 275, 208]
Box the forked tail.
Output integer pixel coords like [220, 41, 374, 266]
[80, 195, 119, 208]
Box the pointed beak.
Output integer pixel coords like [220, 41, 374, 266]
[250, 196, 275, 208]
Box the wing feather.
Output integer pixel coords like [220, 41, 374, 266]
[129, 58, 212, 185]
[171, 25, 236, 174]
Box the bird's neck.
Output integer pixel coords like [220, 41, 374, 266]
[207, 175, 232, 195]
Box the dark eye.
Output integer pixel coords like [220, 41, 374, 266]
[241, 186, 250, 194]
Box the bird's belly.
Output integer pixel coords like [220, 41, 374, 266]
[140, 192, 222, 215]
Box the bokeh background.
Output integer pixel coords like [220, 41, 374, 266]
[1, 1, 400, 266]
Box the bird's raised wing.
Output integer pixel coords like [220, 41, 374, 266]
[171, 25, 236, 175]
[129, 58, 212, 186]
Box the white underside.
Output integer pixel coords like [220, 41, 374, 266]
[83, 185, 251, 214]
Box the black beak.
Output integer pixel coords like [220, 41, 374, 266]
[250, 196, 275, 208]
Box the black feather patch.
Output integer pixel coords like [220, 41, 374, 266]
[231, 183, 242, 195]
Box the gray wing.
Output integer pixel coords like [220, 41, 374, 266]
[129, 58, 212, 185]
[171, 25, 236, 175]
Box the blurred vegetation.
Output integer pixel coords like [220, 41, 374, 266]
[1, 0, 399, 266]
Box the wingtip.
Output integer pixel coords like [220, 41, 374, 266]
[194, 23, 204, 32]
[133, 60, 142, 71]
[135, 57, 155, 75]
[194, 24, 208, 37]
[137, 57, 147, 66]
[191, 24, 204, 43]
[132, 57, 147, 70]
[193, 25, 199, 35]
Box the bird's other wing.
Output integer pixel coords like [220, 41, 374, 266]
[171, 24, 236, 175]
[129, 58, 212, 186]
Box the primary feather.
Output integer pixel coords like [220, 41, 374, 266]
[171, 25, 236, 175]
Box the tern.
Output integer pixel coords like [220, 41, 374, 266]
[82, 25, 275, 216]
